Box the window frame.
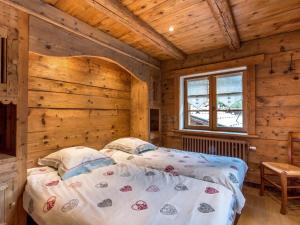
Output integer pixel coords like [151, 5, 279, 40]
[183, 70, 247, 133]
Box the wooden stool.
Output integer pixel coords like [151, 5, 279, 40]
[260, 132, 300, 214]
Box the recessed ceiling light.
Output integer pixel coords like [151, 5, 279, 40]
[168, 26, 174, 32]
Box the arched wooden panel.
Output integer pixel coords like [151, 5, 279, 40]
[29, 16, 159, 83]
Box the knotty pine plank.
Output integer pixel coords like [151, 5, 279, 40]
[29, 76, 131, 99]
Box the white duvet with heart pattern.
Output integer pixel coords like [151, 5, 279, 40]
[101, 147, 248, 213]
[24, 163, 236, 225]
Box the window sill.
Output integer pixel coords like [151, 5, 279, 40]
[174, 129, 259, 139]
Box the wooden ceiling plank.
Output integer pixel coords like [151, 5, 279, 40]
[231, 0, 300, 21]
[150, 5, 211, 33]
[1, 0, 160, 69]
[138, 0, 201, 23]
[85, 0, 186, 60]
[122, 0, 168, 16]
[158, 15, 220, 36]
[206, 0, 240, 49]
[237, 7, 300, 41]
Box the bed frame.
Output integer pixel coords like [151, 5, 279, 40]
[27, 213, 241, 225]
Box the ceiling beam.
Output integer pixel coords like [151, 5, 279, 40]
[85, 0, 186, 60]
[206, 0, 240, 49]
[1, 0, 160, 69]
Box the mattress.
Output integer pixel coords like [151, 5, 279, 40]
[100, 147, 248, 213]
[24, 164, 237, 225]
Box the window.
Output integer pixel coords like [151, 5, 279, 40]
[184, 70, 246, 132]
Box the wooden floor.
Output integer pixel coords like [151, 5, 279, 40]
[239, 186, 300, 225]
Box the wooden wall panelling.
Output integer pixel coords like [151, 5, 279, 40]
[165, 54, 265, 77]
[28, 53, 133, 167]
[161, 30, 300, 184]
[28, 54, 131, 91]
[29, 77, 131, 99]
[28, 109, 130, 133]
[29, 91, 130, 110]
[246, 65, 256, 135]
[130, 77, 149, 141]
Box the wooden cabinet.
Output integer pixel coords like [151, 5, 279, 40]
[0, 155, 17, 225]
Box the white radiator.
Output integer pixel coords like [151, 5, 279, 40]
[182, 135, 249, 161]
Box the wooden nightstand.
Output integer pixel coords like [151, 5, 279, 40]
[0, 154, 17, 225]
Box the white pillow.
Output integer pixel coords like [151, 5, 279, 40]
[38, 146, 115, 180]
[104, 137, 156, 154]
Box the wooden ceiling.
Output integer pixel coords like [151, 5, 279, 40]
[43, 0, 300, 60]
